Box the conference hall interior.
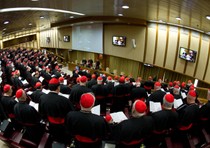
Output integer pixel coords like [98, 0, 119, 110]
[1, 0, 210, 148]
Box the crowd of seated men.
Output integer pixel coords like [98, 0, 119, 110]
[0, 48, 210, 148]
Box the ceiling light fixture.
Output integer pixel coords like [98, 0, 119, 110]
[3, 21, 9, 24]
[3, 28, 6, 31]
[206, 15, 210, 20]
[118, 13, 123, 16]
[40, 16, 44, 19]
[176, 17, 182, 21]
[29, 23, 32, 25]
[0, 7, 85, 16]
[122, 5, 129, 9]
[69, 16, 74, 19]
[31, 0, 39, 1]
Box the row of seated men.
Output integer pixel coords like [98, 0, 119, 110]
[0, 48, 210, 147]
[1, 75, 210, 148]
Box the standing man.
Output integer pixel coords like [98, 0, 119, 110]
[40, 78, 74, 143]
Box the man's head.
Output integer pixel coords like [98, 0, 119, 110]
[80, 93, 95, 111]
[132, 100, 147, 117]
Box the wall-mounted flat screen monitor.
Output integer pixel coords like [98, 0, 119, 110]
[179, 47, 197, 63]
[112, 36, 126, 47]
[64, 35, 70, 42]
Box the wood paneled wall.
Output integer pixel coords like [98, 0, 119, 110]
[103, 23, 210, 84]
[38, 23, 210, 84]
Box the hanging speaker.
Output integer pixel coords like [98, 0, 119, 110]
[132, 39, 136, 48]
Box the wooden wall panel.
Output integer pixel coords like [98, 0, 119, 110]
[145, 24, 156, 64]
[165, 26, 178, 70]
[57, 27, 72, 49]
[175, 29, 189, 73]
[204, 59, 210, 82]
[195, 35, 209, 79]
[185, 31, 200, 76]
[104, 24, 146, 62]
[109, 56, 139, 78]
[155, 24, 167, 67]
[40, 28, 58, 48]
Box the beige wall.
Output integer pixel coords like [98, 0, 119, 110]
[57, 27, 72, 49]
[39, 23, 210, 84]
[104, 24, 146, 62]
[103, 23, 210, 84]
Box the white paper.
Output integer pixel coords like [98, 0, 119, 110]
[174, 99, 183, 109]
[104, 143, 116, 148]
[21, 79, 28, 85]
[63, 79, 67, 85]
[110, 111, 128, 123]
[15, 98, 19, 102]
[27, 91, 33, 95]
[39, 76, 44, 82]
[149, 101, 162, 113]
[161, 88, 165, 92]
[58, 93, 69, 99]
[29, 101, 39, 111]
[91, 105, 100, 116]
[42, 89, 50, 94]
[181, 92, 187, 99]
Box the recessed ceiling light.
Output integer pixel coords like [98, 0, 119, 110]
[3, 21, 9, 24]
[31, 0, 39, 1]
[122, 5, 129, 9]
[40, 16, 44, 19]
[206, 15, 210, 20]
[90, 22, 94, 24]
[3, 28, 6, 31]
[69, 16, 74, 19]
[29, 23, 32, 25]
[118, 13, 123, 16]
[176, 17, 182, 21]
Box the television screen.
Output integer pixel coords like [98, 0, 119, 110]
[112, 36, 126, 46]
[64, 35, 70, 42]
[179, 47, 197, 63]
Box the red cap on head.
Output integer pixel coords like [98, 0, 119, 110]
[35, 82, 42, 88]
[181, 82, 186, 88]
[119, 76, 125, 83]
[105, 114, 112, 122]
[49, 78, 59, 85]
[188, 90, 196, 97]
[80, 76, 87, 83]
[3, 84, 11, 92]
[155, 82, 161, 87]
[173, 81, 177, 86]
[97, 76, 103, 81]
[164, 94, 174, 103]
[125, 77, 130, 82]
[59, 77, 64, 82]
[76, 77, 80, 83]
[55, 65, 59, 69]
[80, 93, 95, 108]
[114, 75, 119, 80]
[107, 76, 112, 81]
[91, 74, 96, 79]
[174, 85, 180, 89]
[169, 82, 173, 87]
[189, 85, 195, 90]
[16, 89, 23, 98]
[134, 100, 147, 113]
